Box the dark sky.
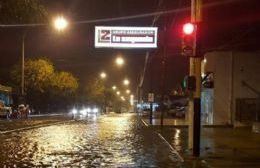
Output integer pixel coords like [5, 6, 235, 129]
[0, 0, 260, 98]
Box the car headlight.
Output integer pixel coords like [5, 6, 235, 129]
[80, 109, 87, 115]
[72, 109, 77, 114]
[86, 108, 91, 113]
[92, 108, 98, 113]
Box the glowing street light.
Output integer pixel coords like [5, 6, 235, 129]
[116, 91, 120, 95]
[112, 86, 117, 90]
[123, 79, 130, 86]
[130, 94, 134, 106]
[121, 96, 125, 101]
[115, 57, 124, 66]
[126, 89, 130, 94]
[54, 16, 68, 31]
[100, 72, 107, 79]
[22, 15, 68, 96]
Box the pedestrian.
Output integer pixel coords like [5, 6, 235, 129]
[25, 104, 30, 119]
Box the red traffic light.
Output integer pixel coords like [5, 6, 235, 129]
[183, 23, 195, 35]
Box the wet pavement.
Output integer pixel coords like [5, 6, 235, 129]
[0, 115, 70, 132]
[0, 113, 183, 167]
[156, 126, 260, 168]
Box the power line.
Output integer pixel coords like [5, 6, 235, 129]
[0, 0, 246, 28]
[138, 0, 164, 89]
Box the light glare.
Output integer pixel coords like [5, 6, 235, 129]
[126, 89, 130, 94]
[183, 23, 195, 35]
[116, 57, 124, 66]
[100, 72, 107, 79]
[123, 79, 130, 86]
[54, 16, 68, 31]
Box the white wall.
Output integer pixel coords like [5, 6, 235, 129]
[204, 52, 233, 124]
[203, 51, 260, 125]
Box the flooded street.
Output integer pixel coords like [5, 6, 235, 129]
[0, 113, 182, 167]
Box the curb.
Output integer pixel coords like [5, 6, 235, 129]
[141, 118, 184, 163]
[29, 113, 65, 117]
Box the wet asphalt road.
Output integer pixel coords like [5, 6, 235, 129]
[0, 113, 182, 167]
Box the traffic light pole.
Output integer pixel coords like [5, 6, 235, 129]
[189, 0, 202, 157]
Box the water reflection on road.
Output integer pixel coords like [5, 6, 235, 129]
[0, 113, 181, 167]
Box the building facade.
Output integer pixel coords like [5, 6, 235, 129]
[201, 51, 260, 125]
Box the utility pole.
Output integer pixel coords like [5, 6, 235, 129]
[149, 55, 154, 125]
[188, 0, 202, 157]
[160, 17, 167, 126]
[21, 34, 25, 97]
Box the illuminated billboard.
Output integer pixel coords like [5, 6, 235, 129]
[95, 26, 158, 48]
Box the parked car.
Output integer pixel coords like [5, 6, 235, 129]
[167, 102, 187, 118]
[0, 101, 12, 119]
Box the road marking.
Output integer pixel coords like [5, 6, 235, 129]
[157, 132, 184, 162]
[29, 114, 64, 117]
[141, 119, 148, 127]
[0, 120, 73, 134]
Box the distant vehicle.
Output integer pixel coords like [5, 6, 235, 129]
[0, 101, 12, 119]
[142, 108, 150, 116]
[168, 106, 186, 118]
[70, 106, 100, 117]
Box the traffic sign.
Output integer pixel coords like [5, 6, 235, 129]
[95, 26, 158, 48]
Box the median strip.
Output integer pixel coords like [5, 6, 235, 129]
[0, 120, 73, 134]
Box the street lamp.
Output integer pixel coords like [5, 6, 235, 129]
[54, 16, 68, 32]
[54, 16, 68, 31]
[21, 15, 69, 97]
[115, 57, 124, 66]
[121, 96, 125, 101]
[112, 86, 117, 90]
[126, 89, 130, 94]
[100, 72, 107, 79]
[130, 94, 134, 106]
[123, 79, 130, 86]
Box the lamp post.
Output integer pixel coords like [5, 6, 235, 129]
[21, 34, 25, 97]
[20, 16, 68, 98]
[100, 72, 107, 79]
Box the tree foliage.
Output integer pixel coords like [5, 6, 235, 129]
[83, 78, 130, 112]
[0, 0, 48, 24]
[10, 58, 78, 111]
[11, 59, 53, 93]
[50, 71, 78, 96]
[84, 77, 105, 104]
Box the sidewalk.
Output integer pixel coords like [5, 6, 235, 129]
[143, 118, 188, 127]
[142, 117, 260, 168]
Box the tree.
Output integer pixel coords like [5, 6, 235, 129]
[0, 0, 48, 24]
[51, 71, 78, 95]
[10, 58, 78, 111]
[11, 58, 54, 93]
[84, 77, 105, 105]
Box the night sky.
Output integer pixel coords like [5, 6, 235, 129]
[0, 0, 260, 97]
